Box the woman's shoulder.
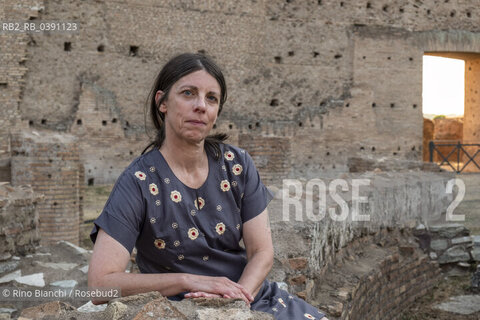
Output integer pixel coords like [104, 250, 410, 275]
[219, 143, 248, 160]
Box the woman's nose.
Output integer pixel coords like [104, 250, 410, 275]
[194, 95, 207, 111]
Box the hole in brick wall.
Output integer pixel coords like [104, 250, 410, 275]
[340, 2, 344, 6]
[397, 146, 401, 151]
[53, 202, 58, 206]
[248, 124, 252, 129]
[125, 121, 130, 127]
[409, 57, 413, 61]
[313, 51, 319, 57]
[390, 103, 395, 108]
[288, 51, 294, 56]
[97, 45, 104, 52]
[49, 159, 53, 163]
[270, 99, 279, 106]
[129, 151, 133, 155]
[213, 124, 217, 129]
[296, 102, 303, 107]
[228, 124, 233, 129]
[467, 12, 471, 18]
[387, 56, 391, 60]
[372, 103, 376, 108]
[102, 120, 107, 126]
[366, 2, 371, 8]
[399, 8, 404, 13]
[393, 152, 398, 155]
[111, 118, 117, 123]
[41, 119, 46, 125]
[129, 46, 139, 56]
[383, 4, 388, 12]
[197, 49, 206, 54]
[28, 120, 33, 126]
[77, 119, 82, 125]
[372, 146, 376, 151]
[110, 166, 113, 169]
[318, 0, 322, 4]
[47, 174, 51, 178]
[64, 42, 71, 51]
[73, 201, 76, 205]
[255, 122, 260, 127]
[80, 196, 83, 201]
[326, 151, 330, 156]
[88, 178, 94, 186]
[29, 16, 37, 20]
[345, 103, 350, 107]
[0, 83, 7, 88]
[450, 11, 455, 17]
[298, 122, 302, 127]
[427, 9, 431, 15]
[413, 104, 417, 109]
[334, 54, 342, 59]
[411, 146, 416, 151]
[19, 60, 26, 66]
[286, 0, 293, 3]
[360, 146, 365, 150]
[274, 56, 282, 63]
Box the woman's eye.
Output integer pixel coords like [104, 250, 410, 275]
[207, 95, 218, 102]
[183, 90, 192, 96]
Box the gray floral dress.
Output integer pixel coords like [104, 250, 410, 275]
[90, 143, 326, 320]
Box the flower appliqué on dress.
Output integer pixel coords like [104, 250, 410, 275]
[188, 227, 199, 240]
[149, 166, 155, 172]
[155, 200, 161, 206]
[154, 239, 165, 250]
[194, 197, 205, 210]
[216, 205, 222, 211]
[178, 255, 184, 260]
[149, 183, 159, 195]
[224, 151, 234, 161]
[172, 222, 178, 229]
[215, 222, 226, 235]
[190, 209, 196, 216]
[203, 256, 209, 261]
[150, 217, 156, 224]
[236, 224, 240, 230]
[174, 240, 180, 247]
[135, 171, 146, 180]
[220, 180, 230, 192]
[304, 314, 315, 320]
[164, 178, 170, 184]
[278, 298, 286, 308]
[232, 164, 243, 175]
[170, 190, 182, 203]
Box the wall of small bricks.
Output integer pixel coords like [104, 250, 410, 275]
[10, 130, 82, 245]
[344, 251, 441, 320]
[1, 1, 479, 185]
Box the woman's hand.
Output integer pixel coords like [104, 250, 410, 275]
[184, 274, 254, 306]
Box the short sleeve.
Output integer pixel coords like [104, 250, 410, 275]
[240, 151, 274, 223]
[90, 170, 146, 254]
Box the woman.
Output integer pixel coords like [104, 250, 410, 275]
[88, 53, 328, 320]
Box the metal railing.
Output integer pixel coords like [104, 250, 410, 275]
[429, 141, 480, 173]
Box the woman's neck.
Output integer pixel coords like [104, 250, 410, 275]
[159, 136, 207, 173]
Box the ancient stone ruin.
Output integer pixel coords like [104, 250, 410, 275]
[1, 0, 480, 319]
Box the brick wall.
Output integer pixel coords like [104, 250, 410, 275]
[0, 184, 43, 256]
[10, 130, 82, 245]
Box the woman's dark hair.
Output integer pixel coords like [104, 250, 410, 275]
[142, 53, 228, 159]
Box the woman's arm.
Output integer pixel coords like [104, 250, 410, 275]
[236, 208, 274, 298]
[88, 229, 253, 304]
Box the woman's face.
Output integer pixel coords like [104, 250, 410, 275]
[156, 70, 221, 144]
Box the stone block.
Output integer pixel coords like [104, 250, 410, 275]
[430, 239, 448, 251]
[438, 246, 470, 264]
[429, 224, 468, 239]
[451, 236, 472, 245]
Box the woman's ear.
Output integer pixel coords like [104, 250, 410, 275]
[155, 90, 168, 114]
